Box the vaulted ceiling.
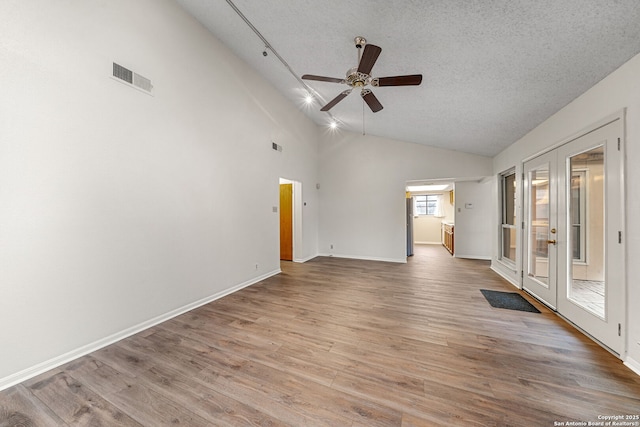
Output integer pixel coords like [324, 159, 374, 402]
[176, 0, 640, 157]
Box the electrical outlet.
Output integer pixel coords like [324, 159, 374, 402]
[330, 244, 334, 249]
[255, 263, 258, 270]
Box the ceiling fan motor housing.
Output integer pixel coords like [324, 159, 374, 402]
[346, 67, 371, 87]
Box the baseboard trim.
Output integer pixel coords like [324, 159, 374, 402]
[294, 254, 318, 263]
[317, 253, 407, 264]
[624, 357, 640, 377]
[454, 254, 492, 261]
[0, 269, 281, 392]
[415, 241, 442, 245]
[490, 264, 521, 290]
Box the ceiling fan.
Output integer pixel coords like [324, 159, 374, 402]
[302, 36, 422, 113]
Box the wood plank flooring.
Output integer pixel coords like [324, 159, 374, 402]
[2, 244, 639, 426]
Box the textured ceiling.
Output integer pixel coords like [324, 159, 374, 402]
[176, 0, 640, 157]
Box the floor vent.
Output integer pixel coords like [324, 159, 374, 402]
[112, 62, 153, 95]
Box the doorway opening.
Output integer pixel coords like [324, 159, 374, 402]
[405, 180, 455, 257]
[279, 178, 302, 262]
[406, 177, 493, 261]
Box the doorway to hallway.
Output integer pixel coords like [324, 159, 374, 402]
[279, 178, 302, 262]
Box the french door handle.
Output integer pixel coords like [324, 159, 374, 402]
[547, 239, 557, 245]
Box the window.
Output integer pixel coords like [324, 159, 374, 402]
[414, 195, 438, 215]
[500, 171, 517, 265]
[570, 170, 587, 262]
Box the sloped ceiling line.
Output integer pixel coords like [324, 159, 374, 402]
[224, 0, 339, 125]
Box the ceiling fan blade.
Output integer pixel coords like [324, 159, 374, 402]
[357, 44, 382, 75]
[374, 74, 423, 87]
[321, 89, 352, 111]
[302, 74, 344, 83]
[361, 89, 383, 113]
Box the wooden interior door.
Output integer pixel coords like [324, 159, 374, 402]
[279, 183, 293, 261]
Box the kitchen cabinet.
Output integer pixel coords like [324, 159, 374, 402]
[442, 222, 454, 255]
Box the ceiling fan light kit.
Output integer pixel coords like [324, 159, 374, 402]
[302, 36, 422, 113]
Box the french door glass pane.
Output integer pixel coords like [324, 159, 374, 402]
[528, 167, 549, 285]
[568, 146, 605, 318]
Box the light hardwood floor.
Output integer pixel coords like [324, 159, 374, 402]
[1, 244, 639, 426]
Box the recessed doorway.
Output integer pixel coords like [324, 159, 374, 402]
[279, 178, 303, 262]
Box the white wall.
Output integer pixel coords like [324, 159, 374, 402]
[491, 53, 640, 371]
[0, 0, 319, 388]
[319, 131, 492, 262]
[453, 180, 493, 259]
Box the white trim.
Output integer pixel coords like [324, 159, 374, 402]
[317, 253, 407, 264]
[0, 269, 281, 392]
[494, 257, 517, 273]
[490, 264, 521, 289]
[624, 357, 640, 377]
[454, 254, 491, 260]
[293, 254, 318, 263]
[619, 109, 628, 363]
[523, 288, 557, 311]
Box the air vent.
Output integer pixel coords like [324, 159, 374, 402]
[271, 141, 283, 152]
[112, 62, 153, 95]
[133, 73, 152, 92]
[113, 63, 133, 83]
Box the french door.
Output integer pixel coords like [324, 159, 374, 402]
[523, 119, 624, 355]
[523, 151, 558, 308]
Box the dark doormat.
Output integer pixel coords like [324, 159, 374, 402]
[480, 289, 541, 313]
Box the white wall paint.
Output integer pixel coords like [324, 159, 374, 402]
[492, 53, 640, 370]
[319, 131, 492, 262]
[0, 0, 319, 387]
[453, 180, 493, 259]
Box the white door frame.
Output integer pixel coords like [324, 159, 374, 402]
[279, 177, 304, 262]
[520, 111, 626, 357]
